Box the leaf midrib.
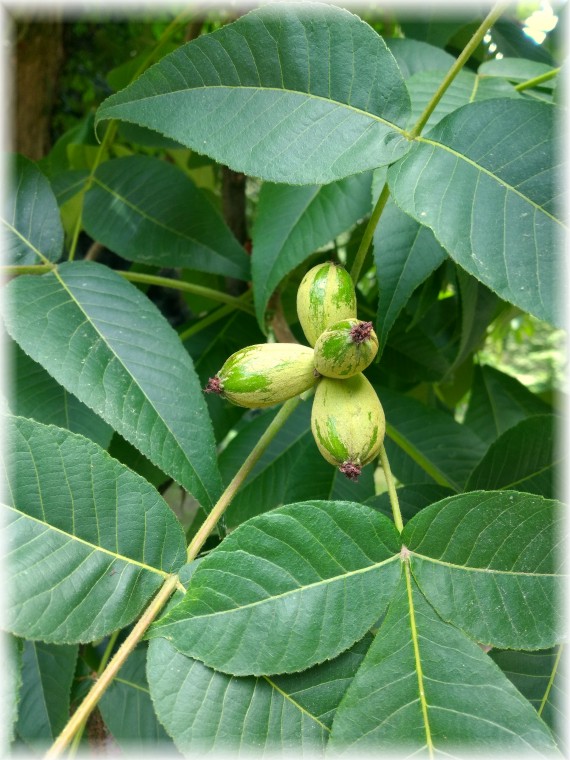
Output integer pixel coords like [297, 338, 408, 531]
[100, 84, 408, 134]
[385, 421, 457, 490]
[167, 554, 401, 622]
[6, 503, 171, 579]
[415, 136, 566, 228]
[409, 550, 562, 577]
[263, 675, 330, 732]
[50, 266, 212, 507]
[90, 177, 232, 263]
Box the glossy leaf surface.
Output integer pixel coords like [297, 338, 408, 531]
[3, 415, 187, 642]
[3, 261, 222, 508]
[149, 501, 401, 675]
[96, 4, 411, 184]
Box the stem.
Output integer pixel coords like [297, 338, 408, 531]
[515, 66, 561, 91]
[186, 395, 303, 562]
[350, 182, 391, 285]
[45, 575, 179, 760]
[178, 290, 252, 341]
[407, 2, 510, 139]
[117, 271, 255, 313]
[68, 630, 121, 756]
[1, 263, 54, 276]
[538, 644, 563, 716]
[379, 443, 404, 533]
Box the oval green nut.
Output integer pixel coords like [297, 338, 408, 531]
[297, 262, 357, 347]
[205, 343, 317, 408]
[313, 318, 378, 379]
[311, 374, 385, 480]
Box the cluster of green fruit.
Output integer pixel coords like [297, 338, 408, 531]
[205, 262, 386, 480]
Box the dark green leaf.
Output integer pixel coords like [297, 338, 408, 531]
[96, 4, 411, 185]
[406, 69, 521, 130]
[218, 403, 314, 528]
[98, 645, 172, 749]
[3, 261, 222, 509]
[403, 491, 565, 649]
[147, 633, 371, 753]
[465, 364, 552, 446]
[491, 646, 565, 746]
[4, 635, 22, 746]
[3, 415, 187, 642]
[252, 173, 372, 328]
[465, 414, 559, 497]
[492, 20, 556, 65]
[388, 99, 565, 326]
[479, 57, 558, 89]
[149, 501, 401, 675]
[366, 483, 454, 522]
[385, 38, 455, 78]
[329, 572, 557, 753]
[374, 201, 447, 356]
[3, 155, 64, 265]
[83, 156, 250, 279]
[16, 641, 78, 747]
[12, 342, 113, 449]
[51, 170, 89, 207]
[377, 387, 487, 490]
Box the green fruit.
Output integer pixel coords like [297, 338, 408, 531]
[311, 374, 385, 480]
[313, 318, 378, 379]
[297, 262, 357, 347]
[205, 343, 317, 408]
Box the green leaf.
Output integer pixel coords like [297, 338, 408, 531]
[83, 156, 250, 280]
[3, 261, 222, 509]
[252, 173, 372, 328]
[3, 415, 187, 643]
[465, 363, 552, 446]
[492, 20, 555, 65]
[286, 435, 376, 504]
[385, 38, 455, 78]
[479, 57, 558, 89]
[465, 414, 559, 497]
[98, 645, 172, 748]
[149, 501, 401, 675]
[15, 641, 78, 747]
[11, 342, 113, 449]
[374, 201, 447, 356]
[491, 646, 565, 746]
[218, 403, 314, 528]
[147, 633, 371, 753]
[402, 491, 565, 649]
[365, 483, 454, 522]
[406, 69, 520, 131]
[377, 387, 487, 490]
[388, 99, 565, 326]
[95, 4, 411, 185]
[3, 155, 64, 265]
[328, 572, 558, 753]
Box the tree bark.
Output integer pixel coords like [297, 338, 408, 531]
[14, 20, 64, 159]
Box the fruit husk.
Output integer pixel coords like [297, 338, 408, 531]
[311, 374, 385, 479]
[314, 318, 378, 378]
[296, 262, 357, 347]
[206, 343, 317, 408]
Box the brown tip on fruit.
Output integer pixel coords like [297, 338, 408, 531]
[204, 376, 223, 395]
[339, 461, 361, 481]
[313, 368, 322, 378]
[350, 321, 373, 344]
